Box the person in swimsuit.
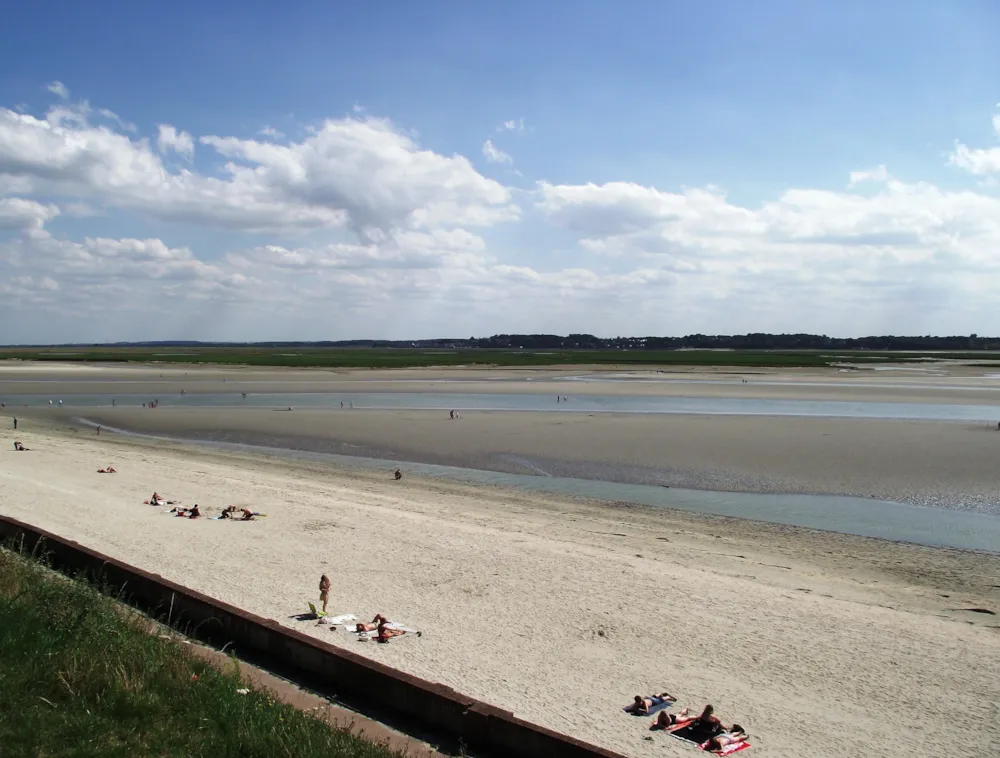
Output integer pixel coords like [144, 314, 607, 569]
[219, 505, 237, 519]
[356, 613, 389, 632]
[319, 574, 331, 614]
[625, 692, 676, 715]
[97, 465, 117, 473]
[376, 617, 408, 643]
[651, 708, 692, 730]
[240, 507, 256, 521]
[704, 725, 747, 752]
[13, 441, 28, 451]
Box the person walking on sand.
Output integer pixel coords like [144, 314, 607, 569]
[319, 574, 331, 614]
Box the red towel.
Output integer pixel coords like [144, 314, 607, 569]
[701, 738, 751, 755]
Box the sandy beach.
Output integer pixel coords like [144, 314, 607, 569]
[1, 423, 998, 758]
[2, 362, 1000, 757]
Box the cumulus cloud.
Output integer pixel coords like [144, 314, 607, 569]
[0, 101, 518, 237]
[0, 197, 60, 231]
[481, 139, 512, 164]
[4, 89, 1000, 341]
[156, 124, 194, 160]
[948, 112, 1000, 175]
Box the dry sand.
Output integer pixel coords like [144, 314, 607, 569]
[2, 424, 999, 758]
[36, 406, 1000, 511]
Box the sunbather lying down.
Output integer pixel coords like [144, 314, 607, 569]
[704, 726, 748, 752]
[170, 504, 201, 519]
[650, 708, 691, 729]
[97, 465, 117, 473]
[652, 703, 719, 732]
[356, 614, 422, 642]
[13, 441, 29, 451]
[625, 692, 676, 715]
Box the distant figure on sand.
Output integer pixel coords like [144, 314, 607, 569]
[625, 692, 676, 715]
[13, 417, 17, 430]
[394, 469, 402, 481]
[97, 465, 117, 473]
[220, 505, 237, 519]
[97, 425, 101, 435]
[340, 401, 344, 408]
[13, 441, 29, 451]
[319, 574, 331, 614]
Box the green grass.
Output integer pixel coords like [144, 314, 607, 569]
[3, 345, 999, 369]
[0, 547, 402, 758]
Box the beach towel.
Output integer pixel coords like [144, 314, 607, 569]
[671, 722, 723, 745]
[700, 739, 751, 755]
[308, 602, 326, 618]
[318, 613, 358, 626]
[623, 695, 675, 716]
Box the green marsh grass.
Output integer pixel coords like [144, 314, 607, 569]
[0, 548, 401, 758]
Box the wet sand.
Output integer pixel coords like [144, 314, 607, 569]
[31, 406, 1000, 512]
[1, 424, 998, 758]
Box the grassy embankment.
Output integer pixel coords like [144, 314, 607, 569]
[3, 346, 1000, 369]
[0, 547, 401, 758]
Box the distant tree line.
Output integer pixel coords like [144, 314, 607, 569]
[19, 333, 1000, 351]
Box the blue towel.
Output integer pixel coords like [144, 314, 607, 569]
[623, 696, 674, 716]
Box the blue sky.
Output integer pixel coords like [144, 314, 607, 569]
[2, 1, 1000, 342]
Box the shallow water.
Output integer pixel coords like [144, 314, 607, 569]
[9, 391, 1000, 421]
[76, 419, 1000, 554]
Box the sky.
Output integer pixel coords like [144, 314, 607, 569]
[2, 0, 1000, 343]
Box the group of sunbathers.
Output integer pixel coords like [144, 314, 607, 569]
[146, 493, 258, 521]
[626, 696, 749, 753]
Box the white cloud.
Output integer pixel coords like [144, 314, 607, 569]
[156, 124, 194, 160]
[948, 141, 1000, 175]
[257, 125, 285, 140]
[0, 102, 517, 237]
[498, 118, 524, 132]
[0, 197, 60, 230]
[848, 165, 888, 187]
[5, 90, 1000, 340]
[482, 139, 512, 164]
[47, 81, 69, 100]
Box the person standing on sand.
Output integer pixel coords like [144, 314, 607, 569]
[12, 417, 16, 430]
[97, 425, 101, 435]
[394, 469, 402, 480]
[319, 574, 331, 614]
